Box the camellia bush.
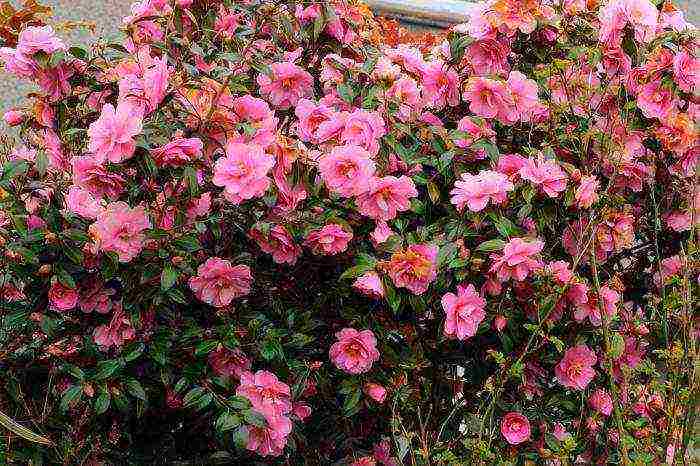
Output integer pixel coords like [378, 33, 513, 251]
[0, 0, 698, 463]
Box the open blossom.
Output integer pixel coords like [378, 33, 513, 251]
[340, 109, 386, 156]
[467, 37, 510, 76]
[237, 370, 292, 419]
[519, 157, 568, 198]
[305, 224, 352, 255]
[574, 285, 620, 326]
[636, 81, 677, 120]
[90, 202, 151, 262]
[364, 383, 387, 403]
[295, 99, 337, 144]
[421, 60, 459, 109]
[151, 136, 202, 167]
[88, 101, 143, 163]
[575, 175, 600, 208]
[209, 346, 251, 379]
[490, 237, 544, 282]
[501, 412, 531, 445]
[48, 280, 78, 312]
[356, 176, 418, 221]
[246, 421, 292, 458]
[672, 50, 698, 93]
[231, 95, 278, 148]
[93, 303, 136, 349]
[352, 271, 385, 299]
[249, 224, 301, 265]
[17, 26, 65, 56]
[450, 170, 514, 212]
[555, 345, 597, 390]
[72, 156, 125, 199]
[385, 244, 438, 295]
[442, 283, 486, 340]
[463, 77, 517, 124]
[66, 185, 103, 219]
[212, 143, 274, 204]
[589, 389, 613, 416]
[257, 62, 313, 109]
[329, 328, 380, 374]
[506, 71, 540, 121]
[79, 280, 115, 314]
[189, 257, 252, 307]
[319, 145, 376, 197]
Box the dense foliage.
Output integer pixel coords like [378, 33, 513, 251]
[0, 0, 698, 464]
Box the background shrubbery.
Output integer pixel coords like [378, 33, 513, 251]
[0, 0, 698, 464]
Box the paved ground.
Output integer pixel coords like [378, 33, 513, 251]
[0, 0, 698, 129]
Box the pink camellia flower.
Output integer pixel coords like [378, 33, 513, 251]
[352, 271, 385, 299]
[555, 345, 597, 390]
[246, 422, 292, 458]
[212, 142, 274, 204]
[48, 280, 78, 312]
[672, 50, 698, 93]
[65, 185, 103, 219]
[364, 382, 387, 403]
[292, 402, 312, 421]
[589, 388, 613, 416]
[450, 170, 514, 212]
[501, 412, 531, 445]
[237, 370, 292, 419]
[463, 77, 517, 124]
[93, 303, 136, 349]
[442, 283, 486, 340]
[208, 346, 251, 379]
[90, 202, 151, 262]
[295, 98, 337, 144]
[575, 175, 600, 208]
[71, 156, 125, 199]
[356, 176, 418, 221]
[257, 62, 313, 109]
[664, 211, 691, 232]
[79, 279, 115, 314]
[653, 255, 683, 288]
[421, 60, 460, 109]
[305, 224, 353, 255]
[3, 109, 24, 126]
[249, 224, 301, 265]
[385, 244, 438, 295]
[329, 328, 380, 374]
[467, 38, 511, 76]
[318, 145, 376, 197]
[87, 101, 143, 163]
[151, 136, 202, 167]
[636, 81, 677, 120]
[574, 285, 620, 326]
[507, 71, 540, 121]
[214, 5, 240, 39]
[17, 26, 65, 56]
[340, 109, 386, 156]
[231, 95, 278, 148]
[189, 257, 252, 307]
[519, 157, 568, 198]
[489, 237, 544, 282]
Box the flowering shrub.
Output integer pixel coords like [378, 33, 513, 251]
[0, 0, 698, 463]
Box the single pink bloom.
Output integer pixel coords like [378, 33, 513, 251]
[653, 255, 683, 288]
[71, 156, 125, 199]
[507, 71, 540, 121]
[292, 402, 312, 421]
[672, 50, 698, 93]
[329, 328, 380, 374]
[319, 144, 376, 197]
[636, 81, 677, 120]
[295, 98, 336, 144]
[574, 285, 620, 326]
[519, 157, 568, 198]
[493, 315, 507, 331]
[88, 101, 143, 163]
[17, 26, 65, 56]
[189, 257, 252, 307]
[589, 388, 613, 416]
[305, 224, 353, 255]
[340, 109, 386, 156]
[246, 422, 291, 457]
[454, 116, 495, 151]
[489, 237, 544, 282]
[249, 224, 301, 265]
[552, 422, 571, 441]
[555, 345, 597, 390]
[79, 280, 115, 314]
[421, 60, 460, 109]
[450, 170, 514, 212]
[237, 370, 292, 419]
[442, 283, 486, 340]
[501, 412, 531, 445]
[151, 136, 202, 167]
[257, 62, 313, 109]
[212, 142, 274, 204]
[356, 176, 418, 221]
[463, 77, 517, 124]
[66, 185, 103, 219]
[3, 109, 23, 126]
[231, 95, 278, 148]
[214, 5, 240, 39]
[547, 260, 575, 284]
[352, 271, 385, 299]
[364, 382, 387, 403]
[370, 221, 394, 246]
[575, 175, 600, 208]
[496, 153, 528, 179]
[48, 280, 78, 312]
[208, 346, 251, 379]
[93, 303, 136, 349]
[0, 47, 37, 77]
[467, 38, 510, 76]
[385, 244, 438, 295]
[90, 202, 151, 263]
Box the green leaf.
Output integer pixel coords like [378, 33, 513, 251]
[471, 139, 499, 162]
[68, 45, 89, 60]
[59, 386, 82, 412]
[183, 387, 205, 408]
[194, 340, 219, 357]
[0, 160, 29, 185]
[215, 412, 241, 432]
[475, 239, 505, 252]
[343, 387, 362, 416]
[93, 359, 124, 380]
[35, 151, 49, 176]
[94, 390, 111, 415]
[55, 267, 76, 289]
[173, 235, 201, 252]
[243, 409, 266, 427]
[161, 263, 178, 291]
[126, 379, 146, 401]
[337, 83, 355, 104]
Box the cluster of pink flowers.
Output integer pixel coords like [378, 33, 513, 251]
[450, 170, 514, 212]
[463, 71, 544, 124]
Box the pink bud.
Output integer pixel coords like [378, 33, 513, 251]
[3, 109, 24, 126]
[494, 315, 507, 331]
[364, 382, 387, 404]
